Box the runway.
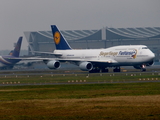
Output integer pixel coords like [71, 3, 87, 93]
[0, 78, 160, 86]
[0, 66, 160, 86]
[1, 65, 160, 74]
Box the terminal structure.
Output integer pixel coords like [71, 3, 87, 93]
[24, 27, 160, 61]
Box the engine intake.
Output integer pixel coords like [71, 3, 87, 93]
[79, 62, 93, 71]
[47, 60, 60, 69]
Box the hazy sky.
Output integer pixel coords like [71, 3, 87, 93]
[0, 0, 159, 50]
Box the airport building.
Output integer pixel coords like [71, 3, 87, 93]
[24, 27, 160, 61]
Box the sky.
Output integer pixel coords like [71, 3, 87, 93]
[0, 0, 160, 50]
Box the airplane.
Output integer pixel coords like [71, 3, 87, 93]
[12, 25, 155, 73]
[0, 37, 22, 70]
[34, 25, 155, 73]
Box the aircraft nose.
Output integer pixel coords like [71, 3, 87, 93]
[150, 52, 155, 59]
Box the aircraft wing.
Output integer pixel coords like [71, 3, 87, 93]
[88, 59, 118, 64]
[3, 56, 57, 61]
[58, 58, 118, 64]
[4, 56, 117, 64]
[31, 51, 62, 57]
[31, 51, 53, 54]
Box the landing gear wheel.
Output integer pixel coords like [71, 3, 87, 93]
[141, 68, 146, 72]
[101, 68, 109, 73]
[89, 68, 100, 73]
[113, 67, 121, 72]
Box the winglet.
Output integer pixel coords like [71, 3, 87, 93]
[51, 25, 72, 50]
[10, 37, 23, 57]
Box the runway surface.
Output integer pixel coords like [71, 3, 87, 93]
[0, 79, 160, 86]
[0, 65, 160, 86]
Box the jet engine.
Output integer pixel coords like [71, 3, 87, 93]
[79, 62, 93, 71]
[46, 60, 60, 69]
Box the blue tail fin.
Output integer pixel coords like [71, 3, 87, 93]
[8, 50, 14, 55]
[10, 37, 22, 57]
[51, 25, 71, 50]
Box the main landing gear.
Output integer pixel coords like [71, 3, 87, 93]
[89, 67, 121, 73]
[89, 67, 122, 73]
[89, 67, 100, 73]
[89, 67, 109, 73]
[101, 68, 109, 73]
[113, 67, 121, 72]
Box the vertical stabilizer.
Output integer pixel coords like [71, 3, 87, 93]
[11, 37, 22, 57]
[51, 25, 71, 50]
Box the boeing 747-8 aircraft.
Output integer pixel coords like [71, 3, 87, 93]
[0, 37, 22, 70]
[41, 25, 154, 73]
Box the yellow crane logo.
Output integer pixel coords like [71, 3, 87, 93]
[54, 32, 61, 44]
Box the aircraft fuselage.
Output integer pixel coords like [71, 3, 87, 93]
[54, 45, 154, 68]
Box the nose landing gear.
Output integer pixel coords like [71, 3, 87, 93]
[141, 65, 146, 72]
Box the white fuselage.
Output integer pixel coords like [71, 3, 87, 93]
[0, 56, 20, 69]
[53, 45, 155, 67]
[0, 56, 10, 67]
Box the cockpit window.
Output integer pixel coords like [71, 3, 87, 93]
[142, 47, 148, 49]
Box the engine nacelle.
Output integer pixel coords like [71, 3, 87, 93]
[47, 60, 60, 69]
[79, 62, 93, 71]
